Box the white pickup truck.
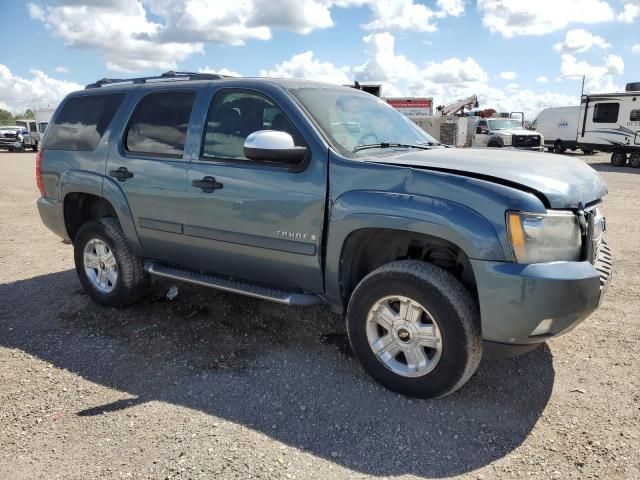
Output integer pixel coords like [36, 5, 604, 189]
[469, 118, 544, 150]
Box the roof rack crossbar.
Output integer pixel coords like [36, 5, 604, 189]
[85, 70, 228, 89]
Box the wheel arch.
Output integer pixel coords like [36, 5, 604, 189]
[324, 191, 506, 313]
[59, 170, 144, 256]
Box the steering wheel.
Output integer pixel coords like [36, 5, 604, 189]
[356, 133, 379, 145]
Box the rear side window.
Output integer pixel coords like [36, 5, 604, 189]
[46, 93, 125, 151]
[125, 90, 195, 158]
[630, 109, 640, 122]
[592, 103, 619, 123]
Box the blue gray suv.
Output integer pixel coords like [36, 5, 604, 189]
[36, 72, 611, 398]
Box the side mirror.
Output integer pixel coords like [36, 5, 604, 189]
[244, 130, 307, 164]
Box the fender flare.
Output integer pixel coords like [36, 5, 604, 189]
[59, 170, 145, 256]
[324, 190, 506, 303]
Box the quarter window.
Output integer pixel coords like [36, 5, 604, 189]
[630, 109, 640, 122]
[45, 93, 125, 151]
[202, 90, 304, 161]
[592, 103, 620, 123]
[125, 90, 195, 157]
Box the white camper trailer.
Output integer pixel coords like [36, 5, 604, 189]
[578, 82, 640, 167]
[533, 106, 594, 154]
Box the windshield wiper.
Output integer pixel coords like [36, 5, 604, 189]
[353, 142, 436, 153]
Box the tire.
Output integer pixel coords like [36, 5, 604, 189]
[346, 260, 482, 398]
[553, 140, 565, 153]
[629, 153, 640, 168]
[32, 141, 38, 152]
[487, 140, 502, 148]
[74, 217, 149, 307]
[547, 147, 554, 153]
[611, 151, 627, 167]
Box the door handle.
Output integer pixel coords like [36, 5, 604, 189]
[109, 167, 134, 182]
[192, 176, 223, 193]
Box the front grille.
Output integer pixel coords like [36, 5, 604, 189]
[585, 205, 611, 289]
[513, 135, 541, 148]
[2, 132, 17, 139]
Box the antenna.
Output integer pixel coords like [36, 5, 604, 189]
[580, 75, 585, 97]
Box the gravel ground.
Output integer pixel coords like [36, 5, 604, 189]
[0, 151, 638, 480]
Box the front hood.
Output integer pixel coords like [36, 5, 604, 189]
[368, 148, 607, 208]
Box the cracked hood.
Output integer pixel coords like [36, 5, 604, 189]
[368, 147, 607, 208]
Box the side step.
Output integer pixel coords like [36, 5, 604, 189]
[144, 262, 323, 306]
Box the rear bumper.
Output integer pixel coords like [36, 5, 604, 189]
[471, 259, 610, 346]
[37, 197, 70, 241]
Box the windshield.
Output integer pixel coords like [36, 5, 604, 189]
[488, 119, 522, 130]
[287, 87, 438, 157]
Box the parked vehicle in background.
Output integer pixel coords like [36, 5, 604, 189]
[578, 83, 640, 167]
[534, 106, 595, 155]
[0, 125, 38, 151]
[468, 117, 544, 150]
[35, 107, 55, 139]
[36, 72, 610, 398]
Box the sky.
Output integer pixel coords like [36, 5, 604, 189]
[1, 0, 639, 120]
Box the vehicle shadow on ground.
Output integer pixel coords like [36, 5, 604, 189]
[588, 161, 640, 175]
[0, 270, 555, 478]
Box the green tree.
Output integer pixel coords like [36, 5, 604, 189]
[0, 109, 15, 126]
[23, 109, 35, 119]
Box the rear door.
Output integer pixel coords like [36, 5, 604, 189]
[106, 87, 198, 263]
[183, 87, 327, 292]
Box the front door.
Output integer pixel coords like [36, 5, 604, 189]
[184, 88, 327, 292]
[106, 88, 197, 263]
[473, 120, 490, 146]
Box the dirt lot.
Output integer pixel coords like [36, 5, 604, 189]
[0, 151, 638, 480]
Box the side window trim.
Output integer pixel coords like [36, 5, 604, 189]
[199, 87, 306, 168]
[122, 88, 197, 160]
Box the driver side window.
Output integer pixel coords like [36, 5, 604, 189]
[202, 90, 304, 161]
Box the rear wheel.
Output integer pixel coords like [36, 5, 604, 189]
[629, 153, 640, 168]
[74, 217, 149, 307]
[346, 260, 481, 398]
[611, 151, 627, 167]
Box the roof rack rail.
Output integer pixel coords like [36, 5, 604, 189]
[85, 70, 228, 89]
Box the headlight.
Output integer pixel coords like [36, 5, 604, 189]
[502, 135, 512, 146]
[507, 211, 581, 263]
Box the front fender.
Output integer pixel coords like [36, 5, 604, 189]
[59, 170, 144, 257]
[324, 190, 506, 302]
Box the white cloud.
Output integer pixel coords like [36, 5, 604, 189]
[478, 0, 615, 37]
[560, 53, 624, 92]
[436, 0, 466, 17]
[260, 51, 352, 84]
[0, 65, 81, 113]
[499, 71, 517, 80]
[617, 3, 640, 23]
[360, 1, 439, 32]
[198, 67, 242, 77]
[553, 29, 610, 53]
[632, 44, 640, 54]
[28, 1, 204, 72]
[54, 66, 70, 74]
[536, 76, 548, 83]
[424, 57, 488, 83]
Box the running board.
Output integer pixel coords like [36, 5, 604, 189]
[144, 262, 323, 306]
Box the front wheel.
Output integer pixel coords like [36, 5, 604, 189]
[553, 140, 565, 153]
[346, 260, 481, 398]
[74, 217, 149, 307]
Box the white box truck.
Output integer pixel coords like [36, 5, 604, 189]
[533, 106, 594, 154]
